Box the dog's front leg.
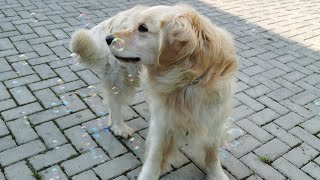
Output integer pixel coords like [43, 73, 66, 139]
[138, 119, 168, 180]
[205, 146, 229, 180]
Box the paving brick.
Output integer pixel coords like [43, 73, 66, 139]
[28, 55, 59, 65]
[288, 62, 313, 75]
[237, 71, 260, 87]
[56, 109, 95, 129]
[29, 144, 77, 170]
[232, 105, 255, 120]
[248, 108, 279, 125]
[236, 119, 273, 143]
[60, 92, 87, 113]
[9, 86, 36, 105]
[4, 74, 41, 88]
[263, 123, 302, 147]
[0, 38, 14, 50]
[1, 102, 43, 121]
[282, 71, 306, 82]
[52, 80, 86, 94]
[272, 157, 313, 180]
[0, 82, 10, 101]
[283, 143, 319, 168]
[290, 91, 318, 105]
[64, 126, 97, 153]
[28, 77, 61, 91]
[244, 84, 272, 99]
[55, 66, 78, 82]
[161, 163, 205, 180]
[76, 70, 101, 85]
[7, 118, 38, 145]
[267, 87, 295, 101]
[261, 68, 286, 79]
[235, 92, 264, 111]
[295, 80, 320, 95]
[33, 64, 57, 79]
[39, 165, 69, 180]
[52, 46, 71, 59]
[114, 175, 129, 180]
[11, 61, 34, 76]
[4, 161, 35, 180]
[289, 127, 320, 151]
[300, 117, 320, 134]
[94, 153, 141, 180]
[241, 65, 265, 76]
[281, 99, 314, 119]
[126, 118, 148, 132]
[0, 140, 46, 166]
[29, 106, 70, 125]
[61, 148, 109, 176]
[0, 71, 18, 81]
[83, 95, 109, 117]
[35, 121, 68, 149]
[33, 43, 53, 56]
[240, 153, 285, 180]
[229, 134, 261, 158]
[0, 136, 16, 152]
[34, 88, 61, 108]
[254, 138, 290, 161]
[302, 162, 320, 180]
[33, 26, 52, 37]
[0, 58, 12, 73]
[274, 112, 305, 130]
[220, 150, 253, 179]
[72, 170, 99, 180]
[0, 99, 16, 112]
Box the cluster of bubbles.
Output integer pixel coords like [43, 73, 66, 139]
[219, 117, 243, 159]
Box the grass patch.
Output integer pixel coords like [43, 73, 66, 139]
[259, 156, 272, 165]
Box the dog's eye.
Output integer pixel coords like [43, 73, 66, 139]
[138, 24, 148, 32]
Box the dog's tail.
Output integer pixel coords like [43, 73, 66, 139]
[70, 29, 100, 65]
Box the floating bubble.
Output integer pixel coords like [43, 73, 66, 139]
[219, 147, 228, 159]
[78, 14, 90, 28]
[129, 137, 140, 150]
[227, 117, 235, 122]
[59, 86, 65, 90]
[55, 146, 60, 149]
[53, 106, 60, 113]
[70, 53, 78, 64]
[93, 133, 100, 138]
[92, 127, 99, 133]
[53, 140, 58, 143]
[12, 80, 19, 84]
[20, 61, 28, 65]
[91, 93, 98, 97]
[314, 101, 320, 106]
[66, 108, 72, 113]
[62, 100, 69, 106]
[51, 102, 58, 107]
[229, 140, 240, 148]
[111, 87, 118, 95]
[88, 85, 96, 89]
[227, 128, 243, 137]
[104, 126, 111, 134]
[128, 74, 134, 82]
[98, 111, 107, 116]
[19, 54, 28, 60]
[57, 79, 64, 84]
[111, 38, 125, 52]
[30, 13, 39, 22]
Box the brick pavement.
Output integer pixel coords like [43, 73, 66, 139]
[0, 0, 320, 179]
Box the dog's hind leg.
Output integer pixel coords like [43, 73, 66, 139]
[107, 94, 134, 138]
[205, 145, 229, 180]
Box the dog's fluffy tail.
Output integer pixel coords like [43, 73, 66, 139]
[70, 29, 100, 65]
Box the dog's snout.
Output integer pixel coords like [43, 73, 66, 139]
[105, 35, 115, 45]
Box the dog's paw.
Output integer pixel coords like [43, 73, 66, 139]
[111, 123, 134, 138]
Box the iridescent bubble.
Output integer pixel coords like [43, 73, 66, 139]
[227, 128, 243, 137]
[98, 112, 107, 116]
[92, 127, 99, 133]
[104, 126, 111, 134]
[111, 87, 118, 95]
[53, 106, 60, 113]
[91, 93, 98, 97]
[93, 133, 100, 138]
[19, 54, 28, 60]
[88, 85, 96, 89]
[111, 38, 125, 52]
[128, 74, 134, 82]
[51, 102, 58, 107]
[129, 137, 140, 150]
[55, 146, 60, 149]
[30, 13, 39, 22]
[66, 108, 72, 113]
[59, 86, 65, 90]
[12, 80, 19, 84]
[62, 101, 69, 106]
[314, 101, 320, 106]
[53, 140, 58, 143]
[227, 117, 235, 122]
[229, 140, 240, 148]
[78, 14, 90, 28]
[219, 147, 228, 159]
[70, 53, 78, 64]
[57, 79, 64, 84]
[20, 61, 28, 65]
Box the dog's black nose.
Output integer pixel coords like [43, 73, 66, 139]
[105, 35, 115, 45]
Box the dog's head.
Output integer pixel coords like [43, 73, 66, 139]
[106, 5, 202, 66]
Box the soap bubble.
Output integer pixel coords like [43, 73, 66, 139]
[78, 14, 90, 28]
[88, 85, 96, 89]
[128, 74, 134, 82]
[70, 53, 78, 64]
[57, 79, 64, 84]
[19, 54, 28, 60]
[52, 106, 60, 113]
[129, 137, 140, 150]
[111, 38, 125, 52]
[229, 140, 240, 148]
[51, 102, 58, 107]
[20, 61, 28, 65]
[227, 128, 243, 137]
[62, 100, 69, 106]
[66, 108, 72, 113]
[314, 101, 320, 106]
[111, 87, 118, 95]
[30, 13, 39, 22]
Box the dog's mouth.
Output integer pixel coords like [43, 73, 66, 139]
[114, 56, 140, 63]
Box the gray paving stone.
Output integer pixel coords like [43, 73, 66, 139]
[114, 175, 129, 180]
[72, 170, 99, 180]
[282, 71, 306, 82]
[76, 70, 101, 85]
[61, 148, 109, 176]
[126, 118, 148, 133]
[7, 118, 38, 145]
[33, 43, 53, 56]
[29, 106, 70, 125]
[248, 108, 280, 125]
[0, 140, 46, 166]
[56, 109, 95, 129]
[64, 126, 97, 153]
[52, 79, 86, 94]
[1, 102, 43, 121]
[240, 153, 285, 180]
[4, 74, 41, 88]
[35, 121, 68, 149]
[273, 77, 304, 94]
[232, 105, 255, 120]
[300, 116, 320, 134]
[254, 138, 290, 161]
[122, 134, 146, 161]
[0, 136, 16, 152]
[28, 77, 61, 91]
[55, 66, 78, 82]
[0, 99, 16, 112]
[289, 127, 320, 151]
[0, 58, 12, 73]
[235, 92, 264, 111]
[9, 86, 36, 105]
[241, 65, 265, 76]
[33, 64, 57, 79]
[28, 55, 58, 65]
[161, 163, 205, 180]
[290, 91, 318, 105]
[283, 143, 319, 168]
[34, 88, 61, 108]
[281, 99, 314, 119]
[274, 112, 305, 130]
[13, 41, 34, 53]
[29, 144, 77, 170]
[39, 165, 69, 180]
[302, 162, 320, 180]
[4, 161, 35, 180]
[252, 74, 281, 90]
[0, 38, 14, 50]
[59, 92, 87, 113]
[229, 134, 261, 158]
[267, 87, 295, 101]
[0, 82, 10, 101]
[0, 71, 18, 81]
[236, 119, 273, 143]
[83, 95, 109, 117]
[94, 153, 141, 180]
[244, 84, 272, 99]
[246, 174, 263, 180]
[272, 157, 313, 180]
[0, 119, 9, 137]
[11, 61, 34, 76]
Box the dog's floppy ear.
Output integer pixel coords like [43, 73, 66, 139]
[157, 12, 198, 66]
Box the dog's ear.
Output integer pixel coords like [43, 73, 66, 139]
[157, 12, 198, 66]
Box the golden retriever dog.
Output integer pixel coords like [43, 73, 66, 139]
[106, 4, 238, 180]
[70, 6, 149, 138]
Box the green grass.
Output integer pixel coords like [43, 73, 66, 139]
[259, 156, 272, 165]
[31, 169, 42, 180]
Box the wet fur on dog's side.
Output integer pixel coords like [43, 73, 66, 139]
[108, 4, 238, 180]
[70, 6, 148, 138]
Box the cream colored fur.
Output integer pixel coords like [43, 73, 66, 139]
[108, 5, 238, 180]
[70, 6, 148, 138]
